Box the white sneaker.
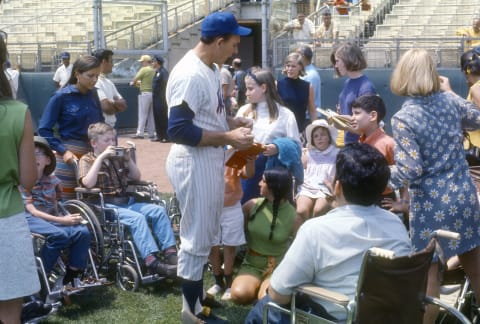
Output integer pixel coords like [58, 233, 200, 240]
[221, 288, 231, 301]
[207, 284, 223, 296]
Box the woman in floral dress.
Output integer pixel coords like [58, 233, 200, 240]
[389, 48, 480, 323]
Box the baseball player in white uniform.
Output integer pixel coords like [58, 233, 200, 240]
[165, 12, 253, 324]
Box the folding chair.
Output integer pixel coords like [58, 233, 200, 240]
[263, 230, 471, 323]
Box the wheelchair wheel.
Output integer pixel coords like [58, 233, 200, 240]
[116, 264, 139, 292]
[61, 200, 105, 266]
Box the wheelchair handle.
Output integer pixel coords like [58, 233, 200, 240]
[435, 230, 461, 240]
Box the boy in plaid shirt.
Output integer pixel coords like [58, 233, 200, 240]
[79, 122, 177, 277]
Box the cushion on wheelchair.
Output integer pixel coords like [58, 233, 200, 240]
[355, 240, 435, 323]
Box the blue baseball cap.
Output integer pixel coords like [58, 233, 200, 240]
[201, 12, 251, 38]
[60, 51, 70, 59]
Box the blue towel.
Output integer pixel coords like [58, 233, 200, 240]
[265, 137, 304, 185]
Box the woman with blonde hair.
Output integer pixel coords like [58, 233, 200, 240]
[277, 52, 316, 134]
[389, 48, 480, 323]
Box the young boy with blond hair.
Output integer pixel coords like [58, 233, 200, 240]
[78, 122, 177, 277]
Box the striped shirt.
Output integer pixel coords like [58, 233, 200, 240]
[19, 175, 62, 215]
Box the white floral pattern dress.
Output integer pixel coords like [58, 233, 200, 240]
[390, 91, 480, 258]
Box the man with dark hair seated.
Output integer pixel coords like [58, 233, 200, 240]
[245, 143, 413, 323]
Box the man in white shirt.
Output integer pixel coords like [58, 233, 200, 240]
[52, 52, 72, 88]
[245, 143, 412, 323]
[283, 13, 315, 42]
[4, 60, 19, 99]
[92, 49, 127, 129]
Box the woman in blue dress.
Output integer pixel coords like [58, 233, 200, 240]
[389, 48, 480, 323]
[277, 52, 317, 134]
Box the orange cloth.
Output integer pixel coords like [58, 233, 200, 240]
[224, 167, 243, 207]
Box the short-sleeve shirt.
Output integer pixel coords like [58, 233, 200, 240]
[360, 128, 395, 195]
[135, 66, 155, 93]
[19, 175, 62, 216]
[338, 75, 377, 144]
[284, 18, 315, 40]
[95, 73, 123, 127]
[78, 152, 129, 197]
[316, 21, 338, 39]
[53, 64, 73, 87]
[270, 204, 412, 320]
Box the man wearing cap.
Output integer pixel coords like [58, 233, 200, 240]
[165, 11, 253, 323]
[53, 52, 72, 88]
[151, 55, 169, 142]
[93, 49, 127, 129]
[131, 54, 155, 139]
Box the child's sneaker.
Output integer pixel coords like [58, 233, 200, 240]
[207, 283, 223, 296]
[221, 288, 231, 301]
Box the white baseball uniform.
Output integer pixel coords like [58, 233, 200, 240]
[166, 50, 228, 281]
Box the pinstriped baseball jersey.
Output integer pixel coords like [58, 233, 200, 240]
[166, 49, 227, 281]
[166, 50, 229, 132]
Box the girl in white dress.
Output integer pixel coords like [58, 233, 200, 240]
[294, 119, 338, 234]
[236, 69, 301, 203]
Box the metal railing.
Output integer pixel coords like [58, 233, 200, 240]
[2, 0, 234, 72]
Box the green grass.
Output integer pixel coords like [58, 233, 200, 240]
[42, 192, 252, 323]
[43, 272, 251, 324]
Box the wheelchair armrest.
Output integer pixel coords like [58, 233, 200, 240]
[369, 247, 396, 259]
[127, 180, 154, 186]
[296, 284, 350, 306]
[31, 233, 46, 240]
[75, 187, 101, 194]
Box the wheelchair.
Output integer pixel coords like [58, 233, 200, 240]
[437, 269, 479, 324]
[262, 230, 472, 324]
[69, 156, 177, 291]
[31, 199, 108, 306]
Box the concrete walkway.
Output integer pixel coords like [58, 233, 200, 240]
[119, 135, 173, 193]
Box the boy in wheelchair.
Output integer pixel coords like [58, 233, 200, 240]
[245, 143, 413, 323]
[19, 136, 91, 288]
[78, 122, 177, 277]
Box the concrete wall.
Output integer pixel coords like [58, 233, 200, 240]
[19, 68, 469, 135]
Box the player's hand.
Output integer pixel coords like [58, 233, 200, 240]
[229, 127, 254, 150]
[231, 116, 253, 129]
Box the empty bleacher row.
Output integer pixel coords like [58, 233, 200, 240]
[274, 0, 478, 69]
[0, 0, 228, 71]
[363, 0, 479, 67]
